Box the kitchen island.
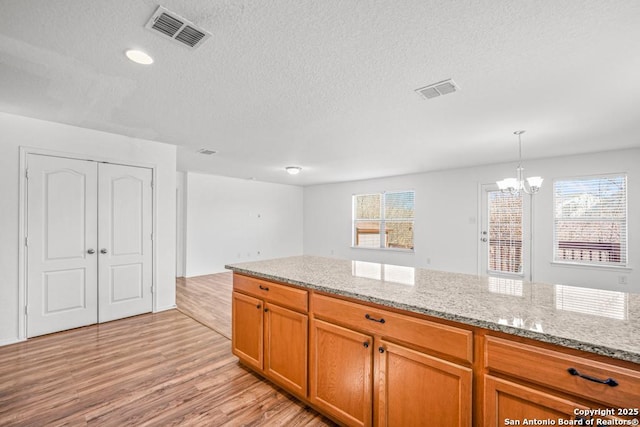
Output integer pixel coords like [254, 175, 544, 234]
[226, 256, 640, 426]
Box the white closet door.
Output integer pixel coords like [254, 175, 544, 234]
[27, 155, 98, 337]
[97, 163, 153, 323]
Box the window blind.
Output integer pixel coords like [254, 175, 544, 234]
[553, 175, 627, 266]
[488, 190, 523, 274]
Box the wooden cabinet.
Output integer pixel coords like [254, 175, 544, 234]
[232, 275, 309, 398]
[377, 340, 472, 427]
[310, 293, 473, 427]
[231, 273, 640, 427]
[483, 336, 640, 426]
[232, 291, 263, 371]
[264, 302, 308, 396]
[309, 318, 373, 427]
[484, 375, 590, 425]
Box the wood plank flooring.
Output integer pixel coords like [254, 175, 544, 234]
[0, 278, 335, 426]
[176, 273, 232, 339]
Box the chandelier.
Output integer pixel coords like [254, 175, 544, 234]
[496, 130, 543, 195]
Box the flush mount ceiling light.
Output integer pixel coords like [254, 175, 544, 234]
[285, 166, 302, 175]
[125, 49, 154, 65]
[496, 131, 543, 195]
[197, 148, 217, 155]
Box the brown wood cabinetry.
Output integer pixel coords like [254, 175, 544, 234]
[377, 340, 472, 426]
[309, 318, 373, 427]
[230, 272, 640, 427]
[310, 292, 473, 426]
[484, 375, 591, 425]
[483, 335, 640, 426]
[232, 275, 308, 398]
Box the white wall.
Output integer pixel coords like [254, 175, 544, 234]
[0, 112, 177, 345]
[183, 172, 303, 276]
[304, 149, 639, 292]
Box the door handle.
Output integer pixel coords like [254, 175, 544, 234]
[87, 249, 95, 254]
[100, 248, 108, 254]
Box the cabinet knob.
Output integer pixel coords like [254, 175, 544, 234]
[256, 304, 261, 309]
[378, 346, 385, 353]
[363, 342, 369, 348]
[87, 249, 95, 254]
[264, 308, 269, 313]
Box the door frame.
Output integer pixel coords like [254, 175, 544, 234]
[477, 183, 532, 281]
[18, 146, 158, 341]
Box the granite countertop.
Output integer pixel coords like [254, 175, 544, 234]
[225, 255, 640, 364]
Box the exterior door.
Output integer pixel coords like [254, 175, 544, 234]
[26, 154, 153, 337]
[98, 163, 153, 322]
[27, 155, 99, 337]
[480, 184, 529, 279]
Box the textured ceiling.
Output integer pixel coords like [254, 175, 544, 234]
[1, 0, 639, 185]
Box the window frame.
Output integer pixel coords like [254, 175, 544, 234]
[352, 190, 415, 252]
[552, 173, 628, 268]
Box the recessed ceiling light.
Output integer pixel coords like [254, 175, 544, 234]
[125, 49, 154, 65]
[285, 166, 302, 175]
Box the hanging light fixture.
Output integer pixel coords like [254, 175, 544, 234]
[496, 130, 543, 195]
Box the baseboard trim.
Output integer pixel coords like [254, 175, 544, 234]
[155, 304, 177, 313]
[0, 337, 25, 347]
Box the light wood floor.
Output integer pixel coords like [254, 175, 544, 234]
[176, 272, 233, 339]
[0, 275, 335, 426]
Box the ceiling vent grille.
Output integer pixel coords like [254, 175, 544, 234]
[198, 148, 217, 155]
[415, 79, 459, 100]
[145, 6, 211, 49]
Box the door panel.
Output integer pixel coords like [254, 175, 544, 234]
[480, 184, 529, 279]
[377, 340, 472, 427]
[27, 155, 98, 337]
[232, 291, 264, 370]
[98, 163, 153, 322]
[309, 318, 373, 427]
[264, 303, 308, 397]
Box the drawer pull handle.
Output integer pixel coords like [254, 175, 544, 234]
[259, 285, 269, 291]
[365, 314, 386, 324]
[567, 367, 619, 387]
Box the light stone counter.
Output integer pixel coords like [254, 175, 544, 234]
[226, 255, 640, 364]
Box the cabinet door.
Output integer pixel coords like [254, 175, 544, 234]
[377, 340, 472, 427]
[310, 318, 373, 427]
[484, 375, 590, 426]
[232, 291, 263, 370]
[264, 303, 308, 397]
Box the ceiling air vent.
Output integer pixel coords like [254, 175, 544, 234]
[415, 79, 459, 100]
[198, 149, 217, 155]
[145, 6, 211, 49]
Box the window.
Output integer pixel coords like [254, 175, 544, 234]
[553, 174, 627, 267]
[352, 191, 414, 250]
[487, 190, 523, 274]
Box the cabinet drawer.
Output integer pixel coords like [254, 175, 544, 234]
[485, 336, 640, 408]
[234, 274, 308, 312]
[312, 293, 472, 362]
